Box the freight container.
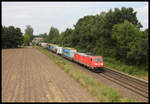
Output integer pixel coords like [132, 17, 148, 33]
[47, 44, 51, 50]
[41, 42, 48, 48]
[62, 47, 77, 59]
[56, 46, 63, 55]
[48, 44, 57, 53]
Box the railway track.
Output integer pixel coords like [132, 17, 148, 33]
[44, 47, 149, 101]
[99, 67, 148, 98]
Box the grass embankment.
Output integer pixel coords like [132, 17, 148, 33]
[35, 46, 134, 102]
[103, 57, 148, 81]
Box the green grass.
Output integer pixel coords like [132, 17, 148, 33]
[103, 57, 148, 81]
[35, 46, 135, 102]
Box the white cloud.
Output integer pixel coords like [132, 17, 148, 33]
[2, 2, 148, 34]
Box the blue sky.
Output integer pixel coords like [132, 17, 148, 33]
[2, 2, 148, 35]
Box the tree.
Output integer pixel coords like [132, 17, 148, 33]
[23, 34, 30, 46]
[94, 7, 141, 56]
[112, 20, 147, 65]
[24, 25, 34, 42]
[48, 27, 59, 44]
[42, 33, 49, 43]
[58, 28, 73, 47]
[127, 28, 148, 66]
[2, 25, 23, 48]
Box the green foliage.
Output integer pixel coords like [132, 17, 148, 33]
[2, 25, 23, 48]
[93, 7, 141, 57]
[58, 28, 73, 47]
[23, 34, 30, 46]
[24, 25, 34, 42]
[112, 20, 148, 66]
[42, 33, 49, 43]
[48, 27, 60, 44]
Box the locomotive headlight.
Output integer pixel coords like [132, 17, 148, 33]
[101, 63, 103, 65]
[95, 63, 98, 65]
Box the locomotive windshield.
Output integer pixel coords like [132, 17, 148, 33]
[94, 58, 102, 62]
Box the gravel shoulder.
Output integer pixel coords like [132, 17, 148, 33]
[2, 48, 98, 102]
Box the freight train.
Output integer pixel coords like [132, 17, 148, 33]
[39, 42, 104, 72]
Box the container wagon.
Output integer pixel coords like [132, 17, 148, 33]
[62, 47, 77, 61]
[48, 44, 57, 53]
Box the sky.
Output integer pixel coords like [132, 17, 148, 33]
[2, 2, 148, 35]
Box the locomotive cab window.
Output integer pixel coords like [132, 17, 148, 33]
[94, 58, 102, 62]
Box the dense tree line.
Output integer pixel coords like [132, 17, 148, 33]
[2, 25, 23, 48]
[41, 7, 148, 67]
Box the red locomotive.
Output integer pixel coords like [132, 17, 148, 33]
[74, 52, 104, 72]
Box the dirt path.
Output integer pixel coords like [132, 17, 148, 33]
[2, 48, 98, 102]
